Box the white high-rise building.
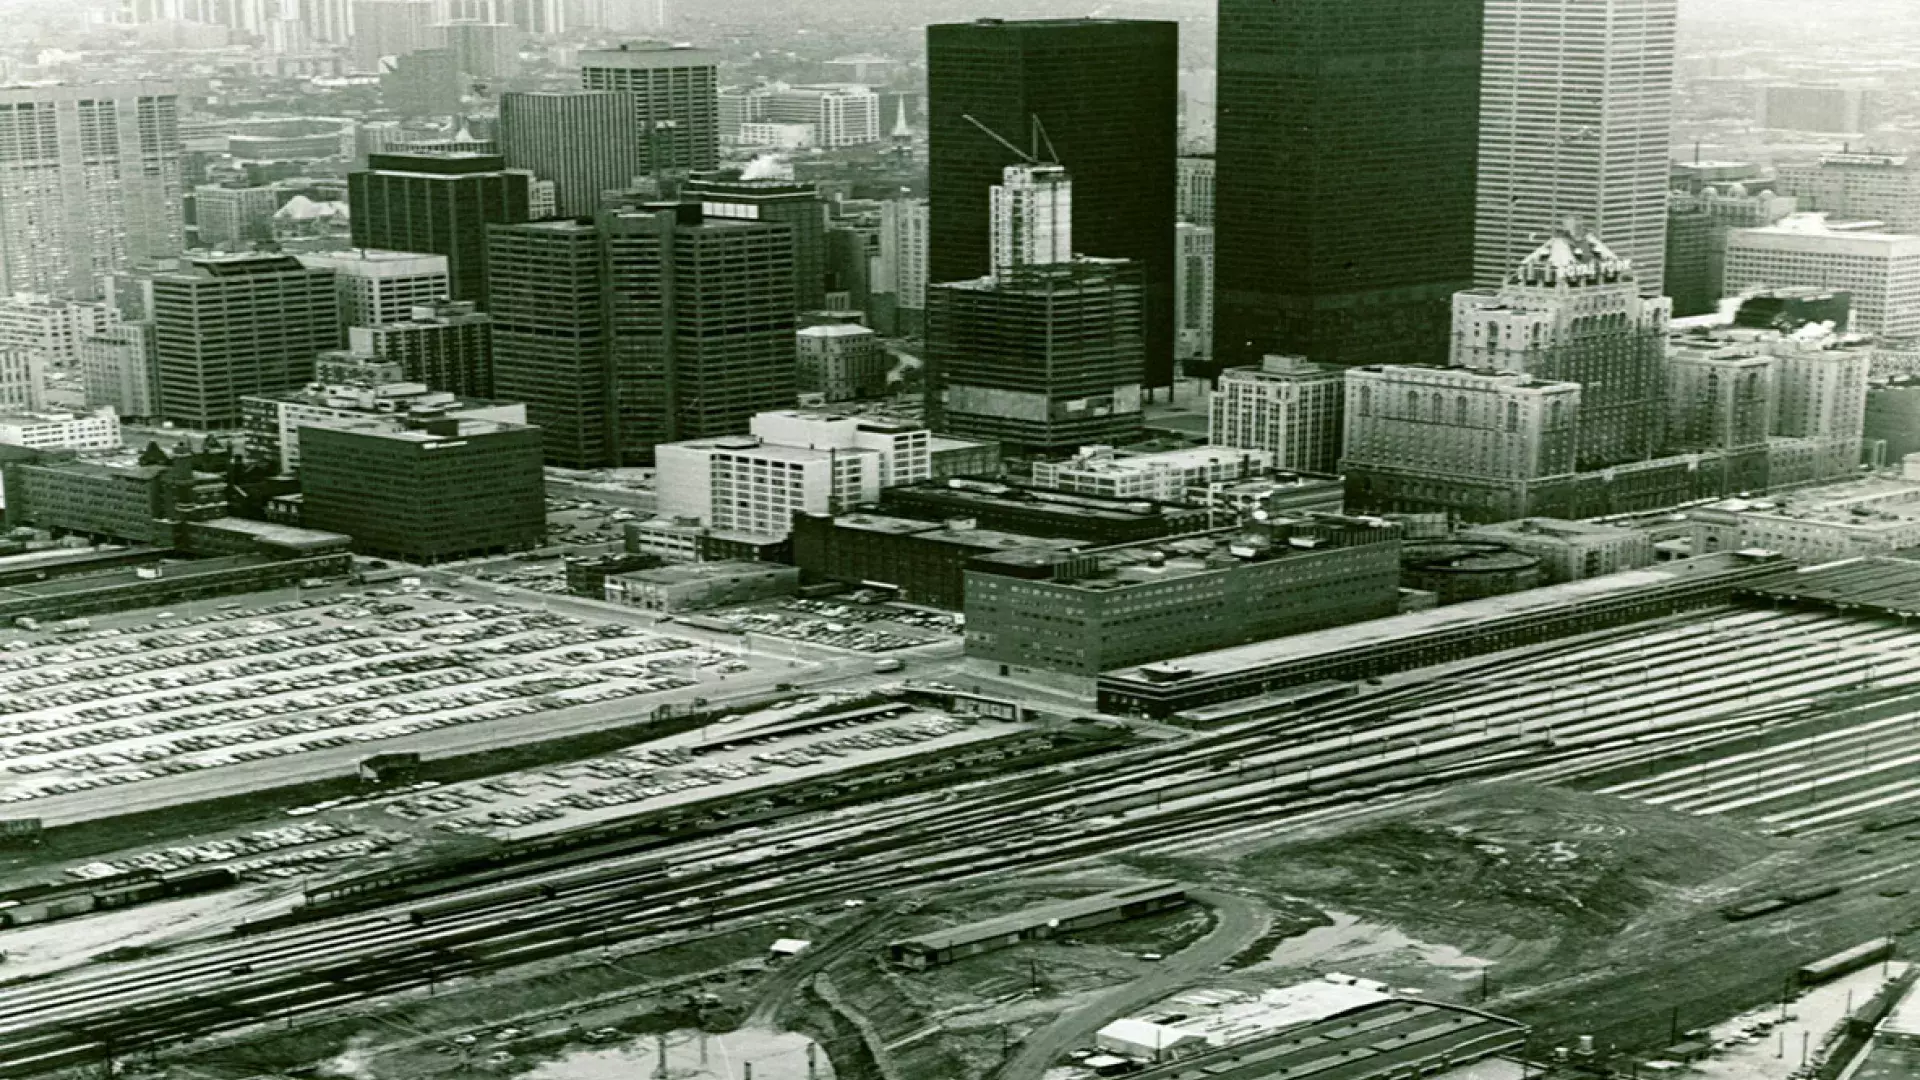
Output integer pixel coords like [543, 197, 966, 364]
[1725, 215, 1920, 337]
[0, 84, 184, 300]
[1175, 223, 1214, 366]
[872, 197, 929, 334]
[654, 410, 932, 540]
[1474, 0, 1678, 296]
[762, 85, 881, 149]
[297, 249, 451, 327]
[1209, 354, 1346, 475]
[81, 322, 160, 419]
[990, 164, 1073, 278]
[0, 295, 112, 369]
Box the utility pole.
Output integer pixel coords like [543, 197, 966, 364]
[655, 1032, 668, 1079]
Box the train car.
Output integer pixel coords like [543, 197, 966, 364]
[1798, 938, 1895, 986]
[408, 882, 559, 926]
[91, 881, 169, 910]
[160, 866, 239, 897]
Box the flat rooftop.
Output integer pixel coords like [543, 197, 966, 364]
[975, 518, 1393, 590]
[1126, 999, 1524, 1080]
[1744, 557, 1920, 616]
[828, 512, 1084, 555]
[0, 554, 290, 600]
[1700, 477, 1920, 526]
[1104, 553, 1780, 686]
[890, 881, 1184, 954]
[194, 517, 351, 551]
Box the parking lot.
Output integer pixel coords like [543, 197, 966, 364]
[0, 585, 788, 819]
[697, 596, 963, 654]
[366, 702, 1015, 840]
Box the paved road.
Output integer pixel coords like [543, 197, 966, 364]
[993, 888, 1271, 1080]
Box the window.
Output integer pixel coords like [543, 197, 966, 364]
[1506, 401, 1519, 432]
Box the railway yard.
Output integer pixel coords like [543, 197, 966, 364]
[6, 573, 1920, 1078]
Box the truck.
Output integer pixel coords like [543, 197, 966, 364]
[10, 617, 36, 631]
[873, 658, 904, 673]
[48, 618, 91, 634]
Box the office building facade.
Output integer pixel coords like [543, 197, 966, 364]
[1776, 152, 1920, 234]
[762, 84, 882, 148]
[345, 300, 494, 397]
[1177, 155, 1214, 227]
[486, 220, 611, 469]
[300, 419, 545, 562]
[1209, 355, 1346, 474]
[1475, 0, 1678, 295]
[872, 196, 929, 336]
[599, 203, 798, 463]
[655, 411, 930, 540]
[579, 41, 720, 176]
[1175, 222, 1214, 368]
[1342, 365, 1582, 521]
[964, 515, 1402, 684]
[81, 322, 160, 420]
[1451, 232, 1671, 469]
[1214, 0, 1482, 372]
[149, 254, 342, 429]
[1724, 216, 1920, 337]
[348, 153, 530, 307]
[0, 83, 184, 300]
[796, 323, 886, 401]
[193, 185, 281, 250]
[928, 260, 1145, 455]
[928, 17, 1178, 390]
[681, 175, 827, 312]
[298, 249, 451, 327]
[499, 91, 639, 217]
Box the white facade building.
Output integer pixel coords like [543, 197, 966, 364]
[80, 322, 158, 419]
[1031, 444, 1274, 504]
[1177, 155, 1215, 227]
[1474, 0, 1678, 295]
[991, 164, 1074, 278]
[1175, 222, 1214, 365]
[762, 84, 880, 148]
[0, 83, 184, 300]
[0, 348, 46, 413]
[1209, 354, 1346, 474]
[0, 294, 112, 368]
[0, 408, 120, 451]
[874, 196, 930, 314]
[1724, 215, 1920, 337]
[248, 382, 526, 473]
[296, 249, 451, 327]
[654, 410, 933, 540]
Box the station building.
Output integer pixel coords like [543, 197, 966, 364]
[791, 511, 1086, 610]
[965, 514, 1402, 692]
[1098, 551, 1791, 717]
[881, 479, 1211, 546]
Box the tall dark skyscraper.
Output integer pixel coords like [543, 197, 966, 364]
[487, 204, 796, 469]
[599, 203, 796, 463]
[927, 17, 1177, 391]
[349, 153, 531, 307]
[487, 220, 611, 470]
[682, 174, 827, 312]
[500, 91, 640, 218]
[1213, 0, 1483, 373]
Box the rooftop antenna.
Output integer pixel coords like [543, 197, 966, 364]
[963, 114, 1036, 164]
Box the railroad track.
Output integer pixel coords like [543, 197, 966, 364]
[6, 604, 1920, 1074]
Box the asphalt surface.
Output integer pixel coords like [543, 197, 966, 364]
[24, 575, 962, 828]
[993, 888, 1271, 1080]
